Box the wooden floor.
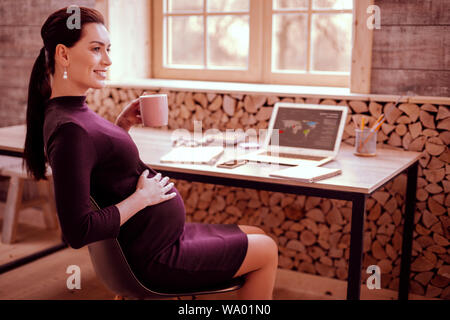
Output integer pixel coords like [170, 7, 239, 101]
[0, 244, 434, 300]
[0, 208, 435, 300]
[0, 240, 435, 300]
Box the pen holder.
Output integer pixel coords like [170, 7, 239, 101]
[354, 129, 377, 156]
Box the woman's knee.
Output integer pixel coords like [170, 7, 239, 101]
[238, 225, 266, 235]
[264, 235, 279, 265]
[234, 234, 278, 277]
[249, 234, 278, 262]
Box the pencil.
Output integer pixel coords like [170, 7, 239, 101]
[373, 117, 385, 132]
[358, 117, 366, 151]
[360, 118, 385, 151]
[371, 114, 384, 130]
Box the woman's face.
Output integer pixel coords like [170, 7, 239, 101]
[65, 23, 112, 91]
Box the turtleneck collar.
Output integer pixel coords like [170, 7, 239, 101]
[46, 95, 87, 109]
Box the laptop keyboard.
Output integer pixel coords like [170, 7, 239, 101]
[260, 152, 327, 161]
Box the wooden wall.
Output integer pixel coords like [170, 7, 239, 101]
[0, 0, 95, 127]
[2, 0, 449, 127]
[371, 0, 450, 96]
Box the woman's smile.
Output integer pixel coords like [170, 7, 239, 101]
[93, 69, 108, 79]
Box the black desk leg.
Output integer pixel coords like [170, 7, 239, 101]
[347, 193, 367, 300]
[398, 161, 418, 300]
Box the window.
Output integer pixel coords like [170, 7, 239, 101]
[268, 0, 353, 86]
[152, 0, 354, 86]
[164, 0, 249, 69]
[153, 0, 262, 83]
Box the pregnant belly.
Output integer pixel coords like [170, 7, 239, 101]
[119, 185, 187, 266]
[151, 187, 186, 230]
[139, 186, 186, 248]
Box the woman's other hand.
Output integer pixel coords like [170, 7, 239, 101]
[135, 170, 176, 207]
[115, 98, 141, 131]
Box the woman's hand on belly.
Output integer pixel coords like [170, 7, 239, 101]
[135, 170, 177, 207]
[115, 170, 177, 226]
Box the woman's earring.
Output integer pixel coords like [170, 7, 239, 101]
[63, 68, 68, 80]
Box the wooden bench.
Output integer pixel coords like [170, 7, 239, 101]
[0, 156, 58, 244]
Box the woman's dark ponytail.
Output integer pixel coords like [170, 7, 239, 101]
[23, 47, 51, 180]
[23, 7, 105, 181]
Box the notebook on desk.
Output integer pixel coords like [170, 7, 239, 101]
[160, 146, 224, 165]
[237, 102, 348, 166]
[269, 165, 342, 183]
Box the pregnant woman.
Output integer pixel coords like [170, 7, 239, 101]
[23, 7, 278, 299]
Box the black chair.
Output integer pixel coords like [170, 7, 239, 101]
[87, 196, 245, 299]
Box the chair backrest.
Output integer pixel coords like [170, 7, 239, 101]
[87, 197, 166, 299]
[87, 237, 168, 299]
[87, 196, 244, 299]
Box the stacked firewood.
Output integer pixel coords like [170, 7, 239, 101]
[86, 87, 449, 299]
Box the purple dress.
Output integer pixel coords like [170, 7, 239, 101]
[43, 96, 248, 292]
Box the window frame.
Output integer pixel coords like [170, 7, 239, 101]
[152, 0, 356, 87]
[152, 0, 263, 83]
[262, 0, 353, 87]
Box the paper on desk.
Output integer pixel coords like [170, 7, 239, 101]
[160, 146, 224, 165]
[269, 165, 341, 183]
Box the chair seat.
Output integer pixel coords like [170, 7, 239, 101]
[155, 276, 245, 296]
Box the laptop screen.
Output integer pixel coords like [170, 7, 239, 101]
[269, 106, 344, 151]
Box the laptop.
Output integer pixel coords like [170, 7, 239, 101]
[237, 102, 348, 166]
